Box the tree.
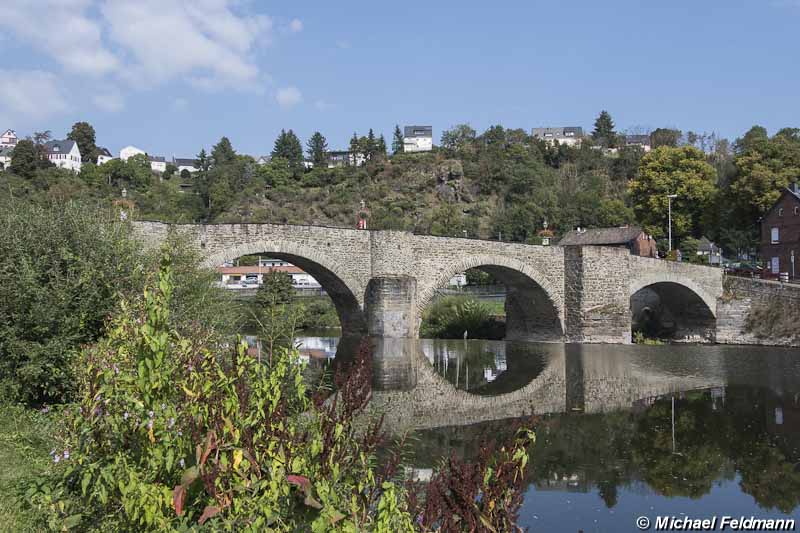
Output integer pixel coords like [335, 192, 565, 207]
[366, 129, 377, 160]
[255, 271, 295, 307]
[592, 111, 617, 148]
[8, 139, 40, 178]
[196, 149, 210, 173]
[726, 126, 800, 222]
[67, 121, 98, 163]
[376, 134, 388, 158]
[392, 125, 404, 154]
[306, 131, 328, 167]
[272, 129, 304, 168]
[628, 146, 717, 242]
[163, 163, 177, 180]
[180, 168, 191, 181]
[650, 128, 682, 149]
[441, 124, 478, 155]
[211, 137, 236, 166]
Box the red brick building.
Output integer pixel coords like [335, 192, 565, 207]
[761, 183, 800, 279]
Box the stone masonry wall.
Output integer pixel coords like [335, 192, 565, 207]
[716, 276, 800, 346]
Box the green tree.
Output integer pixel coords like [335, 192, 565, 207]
[163, 163, 177, 180]
[8, 139, 41, 178]
[366, 128, 377, 160]
[211, 137, 236, 166]
[727, 126, 800, 222]
[197, 148, 210, 173]
[441, 124, 477, 155]
[376, 134, 388, 158]
[392, 125, 404, 155]
[650, 128, 682, 149]
[66, 121, 98, 163]
[306, 131, 328, 167]
[255, 271, 295, 307]
[629, 146, 717, 242]
[592, 110, 617, 148]
[272, 129, 304, 169]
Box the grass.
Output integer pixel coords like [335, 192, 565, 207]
[0, 404, 57, 532]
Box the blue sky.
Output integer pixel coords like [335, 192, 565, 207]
[1, 0, 798, 159]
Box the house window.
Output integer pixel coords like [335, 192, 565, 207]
[771, 227, 780, 244]
[795, 207, 799, 215]
[771, 257, 780, 274]
[779, 208, 784, 216]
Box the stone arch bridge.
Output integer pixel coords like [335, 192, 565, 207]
[132, 221, 731, 344]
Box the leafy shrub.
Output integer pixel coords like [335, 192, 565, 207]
[29, 257, 534, 531]
[0, 199, 145, 404]
[0, 199, 237, 405]
[420, 296, 505, 340]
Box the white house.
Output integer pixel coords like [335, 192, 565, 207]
[1, 129, 18, 148]
[217, 261, 321, 289]
[531, 127, 584, 147]
[0, 146, 13, 170]
[403, 125, 433, 153]
[624, 134, 652, 152]
[148, 155, 167, 173]
[96, 146, 114, 165]
[119, 145, 145, 161]
[44, 139, 82, 172]
[173, 157, 199, 173]
[327, 150, 367, 168]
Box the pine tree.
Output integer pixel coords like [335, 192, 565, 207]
[211, 137, 236, 166]
[306, 132, 328, 167]
[349, 132, 360, 166]
[284, 130, 304, 166]
[197, 149, 210, 173]
[592, 111, 617, 148]
[392, 125, 404, 154]
[376, 134, 388, 158]
[366, 128, 377, 160]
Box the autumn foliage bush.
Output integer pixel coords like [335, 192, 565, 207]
[28, 255, 534, 531]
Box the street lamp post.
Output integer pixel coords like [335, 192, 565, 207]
[667, 194, 678, 252]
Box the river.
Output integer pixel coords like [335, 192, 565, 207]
[294, 334, 800, 532]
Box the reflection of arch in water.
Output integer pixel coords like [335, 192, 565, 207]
[205, 240, 367, 337]
[630, 278, 717, 342]
[415, 255, 564, 341]
[370, 339, 568, 431]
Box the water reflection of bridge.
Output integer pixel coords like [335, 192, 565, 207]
[360, 340, 800, 433]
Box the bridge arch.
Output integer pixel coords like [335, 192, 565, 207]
[415, 254, 564, 341]
[630, 274, 717, 342]
[205, 240, 367, 336]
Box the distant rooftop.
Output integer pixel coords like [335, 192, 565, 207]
[43, 139, 77, 154]
[532, 127, 584, 138]
[404, 125, 432, 138]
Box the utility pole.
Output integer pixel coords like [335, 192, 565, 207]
[667, 194, 678, 252]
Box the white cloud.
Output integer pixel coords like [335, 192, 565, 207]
[101, 0, 272, 90]
[0, 1, 119, 77]
[93, 90, 125, 112]
[289, 18, 303, 33]
[0, 70, 69, 124]
[336, 40, 352, 50]
[276, 86, 302, 109]
[314, 99, 332, 111]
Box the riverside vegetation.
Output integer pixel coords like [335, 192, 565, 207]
[0, 198, 536, 531]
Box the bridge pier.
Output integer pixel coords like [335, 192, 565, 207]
[365, 276, 417, 338]
[564, 246, 632, 343]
